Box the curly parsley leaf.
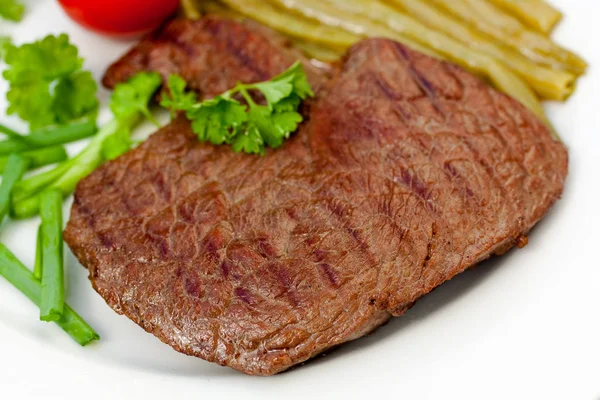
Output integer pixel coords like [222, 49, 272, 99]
[104, 71, 162, 160]
[52, 71, 99, 125]
[0, 0, 24, 22]
[2, 34, 98, 130]
[231, 124, 264, 155]
[188, 97, 248, 145]
[252, 76, 294, 108]
[3, 34, 81, 83]
[246, 106, 302, 149]
[110, 71, 162, 125]
[161, 74, 198, 117]
[273, 94, 302, 113]
[161, 61, 314, 155]
[252, 61, 314, 107]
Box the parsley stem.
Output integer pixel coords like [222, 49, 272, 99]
[237, 85, 258, 107]
[39, 189, 64, 322]
[0, 145, 67, 173]
[0, 154, 28, 224]
[0, 243, 99, 346]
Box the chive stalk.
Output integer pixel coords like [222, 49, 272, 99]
[0, 153, 28, 223]
[12, 116, 137, 219]
[39, 189, 65, 322]
[0, 146, 68, 173]
[34, 224, 43, 280]
[11, 162, 72, 204]
[0, 243, 99, 345]
[0, 122, 28, 141]
[0, 121, 97, 156]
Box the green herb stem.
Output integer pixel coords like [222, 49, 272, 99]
[0, 145, 67, 173]
[0, 243, 99, 345]
[39, 189, 64, 322]
[0, 0, 25, 22]
[0, 153, 28, 223]
[237, 85, 258, 107]
[51, 119, 127, 195]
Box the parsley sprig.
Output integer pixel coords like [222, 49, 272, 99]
[0, 0, 25, 22]
[161, 61, 314, 155]
[2, 34, 99, 130]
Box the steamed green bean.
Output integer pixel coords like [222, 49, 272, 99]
[429, 0, 586, 75]
[221, 0, 361, 50]
[278, 0, 547, 123]
[486, 0, 562, 34]
[386, 0, 575, 100]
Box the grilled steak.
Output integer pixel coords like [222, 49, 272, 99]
[101, 17, 328, 92]
[65, 17, 568, 375]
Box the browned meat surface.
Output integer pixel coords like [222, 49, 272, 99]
[102, 17, 328, 93]
[65, 17, 568, 375]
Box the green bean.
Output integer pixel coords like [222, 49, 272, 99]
[39, 189, 64, 322]
[486, 0, 562, 35]
[281, 0, 547, 125]
[0, 243, 99, 346]
[221, 0, 361, 50]
[429, 0, 586, 75]
[0, 120, 97, 156]
[268, 0, 437, 56]
[0, 146, 68, 173]
[291, 38, 343, 61]
[386, 0, 575, 101]
[180, 0, 202, 19]
[0, 154, 28, 224]
[192, 0, 245, 19]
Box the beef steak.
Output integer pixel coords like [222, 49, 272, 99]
[65, 17, 568, 375]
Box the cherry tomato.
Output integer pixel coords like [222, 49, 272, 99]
[58, 0, 180, 37]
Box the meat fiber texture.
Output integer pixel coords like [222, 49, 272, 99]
[65, 17, 568, 375]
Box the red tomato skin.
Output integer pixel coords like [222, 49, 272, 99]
[58, 0, 180, 37]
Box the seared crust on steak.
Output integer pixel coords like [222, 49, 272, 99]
[65, 17, 567, 375]
[102, 17, 328, 94]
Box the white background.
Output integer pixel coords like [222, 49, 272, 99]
[0, 1, 598, 399]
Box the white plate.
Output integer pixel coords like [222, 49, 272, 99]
[1, 1, 599, 399]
